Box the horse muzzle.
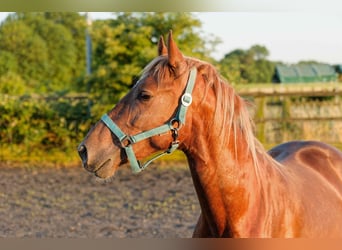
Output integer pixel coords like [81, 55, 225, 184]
[77, 142, 119, 178]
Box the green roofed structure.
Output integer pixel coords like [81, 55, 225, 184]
[273, 64, 338, 83]
[335, 65, 342, 74]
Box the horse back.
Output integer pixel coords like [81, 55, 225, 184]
[268, 140, 342, 195]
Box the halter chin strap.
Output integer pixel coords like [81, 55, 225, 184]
[100, 67, 197, 173]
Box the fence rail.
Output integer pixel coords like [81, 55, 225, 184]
[0, 93, 89, 101]
[236, 83, 342, 145]
[236, 82, 342, 97]
[255, 116, 342, 123]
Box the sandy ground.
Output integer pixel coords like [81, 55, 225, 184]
[0, 162, 200, 238]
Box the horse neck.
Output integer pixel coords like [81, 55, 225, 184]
[182, 89, 285, 237]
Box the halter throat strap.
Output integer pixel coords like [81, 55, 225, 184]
[101, 67, 197, 173]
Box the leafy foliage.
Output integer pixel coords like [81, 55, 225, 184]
[219, 45, 275, 84]
[0, 12, 86, 93]
[0, 94, 93, 160]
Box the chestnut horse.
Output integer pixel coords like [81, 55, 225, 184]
[78, 31, 342, 237]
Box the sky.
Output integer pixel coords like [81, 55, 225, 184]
[0, 11, 341, 65]
[195, 12, 342, 64]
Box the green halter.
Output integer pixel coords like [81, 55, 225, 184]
[101, 67, 197, 173]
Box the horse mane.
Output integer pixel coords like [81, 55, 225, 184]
[140, 55, 270, 169]
[187, 58, 264, 167]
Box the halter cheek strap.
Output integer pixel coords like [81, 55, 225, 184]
[100, 67, 197, 173]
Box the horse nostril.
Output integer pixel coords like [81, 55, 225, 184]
[78, 144, 88, 164]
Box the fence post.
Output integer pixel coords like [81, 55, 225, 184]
[255, 97, 266, 143]
[281, 97, 291, 142]
[85, 12, 92, 118]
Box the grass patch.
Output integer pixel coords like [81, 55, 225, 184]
[0, 144, 188, 167]
[0, 144, 80, 167]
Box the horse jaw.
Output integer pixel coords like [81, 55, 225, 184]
[93, 158, 119, 179]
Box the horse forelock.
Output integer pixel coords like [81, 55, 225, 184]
[140, 56, 171, 85]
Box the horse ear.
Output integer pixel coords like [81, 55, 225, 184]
[167, 30, 184, 68]
[158, 36, 168, 56]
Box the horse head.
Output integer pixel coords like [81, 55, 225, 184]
[78, 31, 202, 178]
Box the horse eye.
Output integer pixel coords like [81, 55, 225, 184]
[138, 91, 152, 101]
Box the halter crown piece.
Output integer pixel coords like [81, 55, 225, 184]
[100, 67, 197, 173]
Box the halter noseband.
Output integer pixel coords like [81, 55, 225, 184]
[100, 67, 197, 173]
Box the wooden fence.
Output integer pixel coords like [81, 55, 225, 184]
[236, 83, 342, 146]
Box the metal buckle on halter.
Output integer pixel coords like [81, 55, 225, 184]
[171, 127, 179, 141]
[181, 93, 192, 107]
[169, 118, 181, 130]
[120, 135, 133, 148]
[166, 127, 179, 154]
[166, 141, 179, 154]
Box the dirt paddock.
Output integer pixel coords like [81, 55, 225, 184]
[0, 162, 200, 238]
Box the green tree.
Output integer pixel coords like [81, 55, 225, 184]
[219, 49, 248, 84]
[0, 12, 87, 93]
[249, 45, 269, 60]
[0, 18, 49, 90]
[219, 45, 274, 84]
[0, 50, 18, 75]
[22, 14, 79, 91]
[140, 12, 213, 59]
[246, 45, 274, 83]
[43, 12, 87, 80]
[0, 72, 27, 95]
